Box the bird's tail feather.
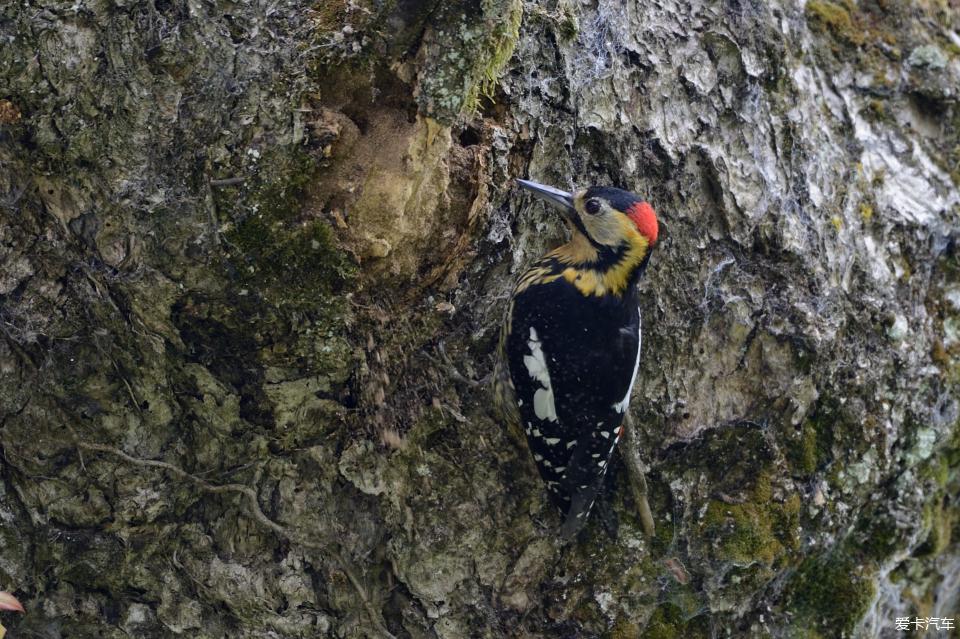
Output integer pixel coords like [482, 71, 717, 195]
[557, 485, 601, 541]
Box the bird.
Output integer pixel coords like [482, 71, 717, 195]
[494, 178, 659, 540]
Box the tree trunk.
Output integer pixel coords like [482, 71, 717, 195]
[1, 0, 959, 637]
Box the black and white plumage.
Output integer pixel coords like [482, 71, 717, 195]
[495, 180, 658, 539]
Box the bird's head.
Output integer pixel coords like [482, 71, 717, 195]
[517, 179, 659, 250]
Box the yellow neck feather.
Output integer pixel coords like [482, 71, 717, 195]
[552, 219, 649, 297]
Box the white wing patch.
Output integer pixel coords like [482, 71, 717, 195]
[523, 327, 558, 422]
[613, 310, 642, 413]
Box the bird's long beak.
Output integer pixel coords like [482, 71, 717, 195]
[516, 179, 576, 219]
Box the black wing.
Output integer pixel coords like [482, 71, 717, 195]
[506, 275, 640, 524]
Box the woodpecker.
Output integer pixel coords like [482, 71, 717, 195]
[495, 178, 659, 539]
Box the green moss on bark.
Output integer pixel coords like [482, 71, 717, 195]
[700, 492, 801, 568]
[415, 0, 522, 122]
[785, 420, 820, 477]
[217, 149, 355, 310]
[785, 554, 877, 636]
[639, 603, 709, 639]
[805, 1, 863, 47]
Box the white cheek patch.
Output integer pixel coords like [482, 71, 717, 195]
[613, 310, 641, 413]
[523, 327, 559, 422]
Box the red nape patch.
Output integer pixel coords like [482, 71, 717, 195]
[627, 201, 658, 245]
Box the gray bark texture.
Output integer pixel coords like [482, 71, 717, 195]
[1, 0, 959, 637]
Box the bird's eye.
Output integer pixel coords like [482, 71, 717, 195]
[585, 199, 601, 215]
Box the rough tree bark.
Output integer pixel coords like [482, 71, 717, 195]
[1, 0, 959, 637]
